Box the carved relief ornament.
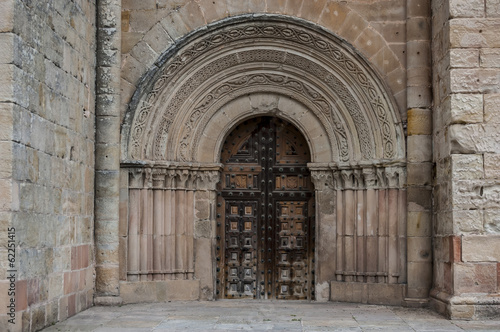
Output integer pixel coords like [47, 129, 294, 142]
[124, 16, 404, 165]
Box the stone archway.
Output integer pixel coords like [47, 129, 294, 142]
[120, 15, 407, 303]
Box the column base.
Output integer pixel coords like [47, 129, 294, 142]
[330, 281, 406, 305]
[94, 296, 123, 306]
[403, 297, 429, 308]
[430, 288, 500, 320]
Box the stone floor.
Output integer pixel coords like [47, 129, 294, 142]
[41, 301, 500, 332]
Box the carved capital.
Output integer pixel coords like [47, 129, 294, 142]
[362, 167, 378, 189]
[129, 168, 144, 188]
[385, 166, 406, 189]
[195, 170, 220, 191]
[152, 168, 167, 188]
[340, 170, 354, 189]
[310, 170, 334, 191]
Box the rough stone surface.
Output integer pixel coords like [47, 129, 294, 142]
[432, 0, 500, 319]
[0, 1, 96, 331]
[0, 0, 499, 327]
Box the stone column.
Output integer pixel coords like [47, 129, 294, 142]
[193, 170, 220, 300]
[310, 167, 336, 302]
[95, 0, 122, 304]
[405, 0, 433, 306]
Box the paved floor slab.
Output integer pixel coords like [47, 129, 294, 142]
[41, 301, 500, 331]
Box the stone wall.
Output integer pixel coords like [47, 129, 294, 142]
[120, 0, 408, 123]
[431, 0, 500, 319]
[0, 1, 96, 331]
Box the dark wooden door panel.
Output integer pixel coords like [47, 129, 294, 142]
[216, 117, 314, 300]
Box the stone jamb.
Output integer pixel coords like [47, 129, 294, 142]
[405, 0, 434, 307]
[95, 0, 122, 305]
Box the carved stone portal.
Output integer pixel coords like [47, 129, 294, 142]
[120, 15, 407, 304]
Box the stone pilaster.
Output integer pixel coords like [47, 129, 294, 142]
[431, 0, 500, 319]
[95, 0, 122, 304]
[405, 0, 433, 306]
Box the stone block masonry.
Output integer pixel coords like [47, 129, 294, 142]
[431, 0, 500, 320]
[0, 0, 96, 331]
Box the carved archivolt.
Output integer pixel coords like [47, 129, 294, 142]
[177, 73, 349, 162]
[123, 15, 404, 165]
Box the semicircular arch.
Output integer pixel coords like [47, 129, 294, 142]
[122, 15, 405, 166]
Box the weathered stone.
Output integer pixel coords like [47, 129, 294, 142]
[450, 68, 500, 93]
[130, 41, 158, 69]
[371, 46, 401, 76]
[95, 266, 120, 294]
[451, 154, 484, 180]
[407, 237, 432, 262]
[338, 12, 368, 43]
[407, 162, 433, 186]
[484, 93, 500, 123]
[447, 93, 483, 124]
[462, 236, 500, 262]
[299, 0, 327, 22]
[450, 48, 479, 68]
[160, 11, 190, 41]
[449, 124, 500, 154]
[178, 1, 206, 31]
[480, 48, 500, 68]
[197, 0, 228, 23]
[142, 23, 173, 54]
[122, 0, 156, 10]
[486, 0, 500, 17]
[407, 17, 431, 41]
[319, 1, 350, 33]
[407, 211, 432, 237]
[407, 108, 432, 135]
[484, 153, 500, 179]
[450, 19, 500, 48]
[407, 135, 432, 162]
[454, 262, 497, 294]
[450, 0, 485, 18]
[454, 209, 484, 234]
[484, 209, 500, 234]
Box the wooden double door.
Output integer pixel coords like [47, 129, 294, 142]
[216, 117, 315, 300]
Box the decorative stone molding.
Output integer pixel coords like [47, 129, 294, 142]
[310, 163, 407, 190]
[123, 162, 221, 282]
[310, 162, 407, 286]
[122, 162, 222, 191]
[122, 15, 405, 164]
[178, 73, 349, 162]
